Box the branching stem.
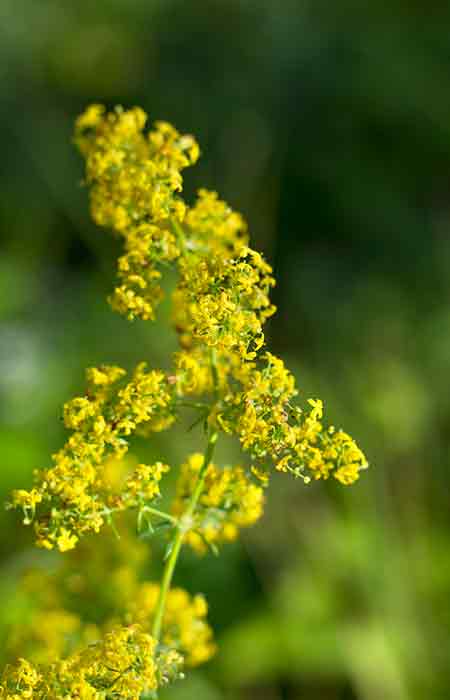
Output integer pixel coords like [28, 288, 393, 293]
[142, 506, 178, 525]
[151, 428, 218, 641]
[151, 312, 221, 681]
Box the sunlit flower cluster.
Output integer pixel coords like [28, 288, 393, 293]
[185, 188, 249, 257]
[172, 453, 264, 553]
[10, 364, 175, 551]
[4, 526, 214, 681]
[126, 584, 215, 667]
[173, 246, 275, 359]
[0, 625, 164, 700]
[74, 104, 199, 322]
[214, 352, 367, 484]
[5, 104, 368, 697]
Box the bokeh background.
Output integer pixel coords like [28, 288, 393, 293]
[1, 2, 450, 698]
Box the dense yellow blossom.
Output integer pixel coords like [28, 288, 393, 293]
[172, 453, 264, 553]
[121, 462, 170, 508]
[214, 352, 368, 484]
[75, 105, 198, 229]
[4, 526, 214, 679]
[184, 188, 249, 257]
[173, 246, 275, 359]
[127, 584, 216, 667]
[5, 104, 369, 696]
[9, 364, 175, 550]
[71, 104, 367, 486]
[74, 105, 199, 322]
[3, 527, 147, 668]
[0, 626, 164, 700]
[109, 223, 179, 321]
[0, 658, 41, 700]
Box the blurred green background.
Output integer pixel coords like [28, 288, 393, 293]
[1, 1, 450, 698]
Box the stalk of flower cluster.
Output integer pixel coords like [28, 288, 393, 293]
[151, 428, 219, 642]
[151, 348, 221, 642]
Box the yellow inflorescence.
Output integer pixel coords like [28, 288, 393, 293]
[172, 453, 264, 553]
[212, 352, 368, 484]
[122, 462, 170, 508]
[9, 363, 175, 551]
[74, 105, 199, 322]
[127, 583, 216, 667]
[173, 247, 275, 359]
[5, 104, 369, 696]
[4, 526, 214, 681]
[185, 189, 249, 257]
[10, 104, 367, 555]
[0, 626, 164, 700]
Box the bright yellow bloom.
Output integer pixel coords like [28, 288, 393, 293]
[5, 103, 369, 698]
[0, 626, 162, 700]
[122, 462, 170, 507]
[74, 105, 199, 322]
[56, 528, 78, 552]
[172, 453, 264, 553]
[9, 363, 175, 550]
[127, 583, 216, 667]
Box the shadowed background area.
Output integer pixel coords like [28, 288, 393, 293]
[1, 2, 450, 698]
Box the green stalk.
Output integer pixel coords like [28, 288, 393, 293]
[151, 428, 218, 641]
[143, 506, 178, 525]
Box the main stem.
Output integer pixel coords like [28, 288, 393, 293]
[151, 428, 218, 641]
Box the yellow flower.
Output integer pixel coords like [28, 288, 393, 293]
[127, 584, 216, 667]
[74, 103, 105, 132]
[56, 529, 78, 553]
[172, 453, 264, 554]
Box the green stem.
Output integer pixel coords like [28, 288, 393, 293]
[143, 506, 178, 525]
[170, 217, 187, 253]
[151, 428, 218, 641]
[210, 347, 219, 398]
[173, 400, 210, 411]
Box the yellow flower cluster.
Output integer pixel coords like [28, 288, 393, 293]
[75, 104, 199, 321]
[76, 106, 275, 355]
[75, 625, 159, 697]
[74, 105, 199, 229]
[172, 453, 264, 553]
[0, 626, 164, 700]
[0, 658, 41, 700]
[184, 188, 249, 258]
[173, 348, 215, 396]
[110, 222, 179, 321]
[121, 461, 170, 509]
[173, 247, 275, 359]
[5, 103, 369, 698]
[126, 583, 216, 667]
[4, 523, 215, 676]
[10, 364, 175, 551]
[72, 104, 367, 486]
[216, 352, 367, 484]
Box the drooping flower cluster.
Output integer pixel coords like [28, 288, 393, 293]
[5, 104, 369, 697]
